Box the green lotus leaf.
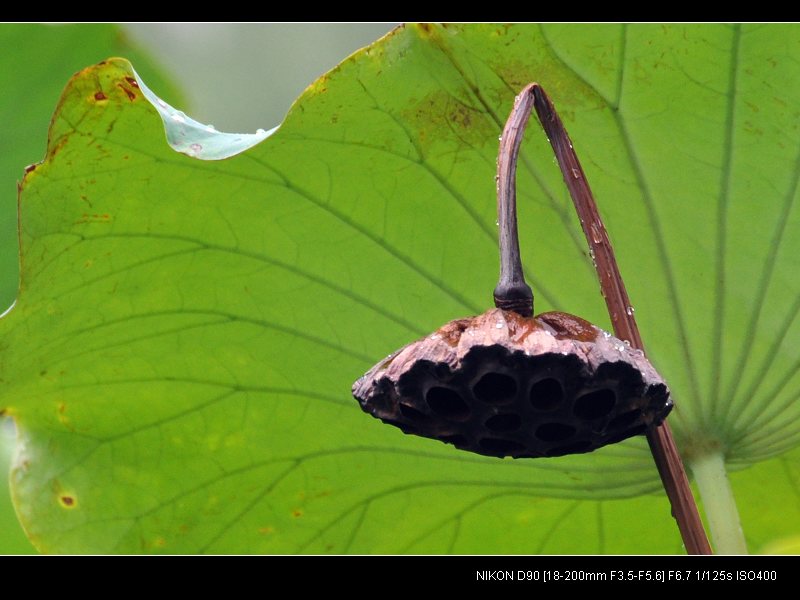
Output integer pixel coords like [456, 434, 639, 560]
[2, 24, 798, 553]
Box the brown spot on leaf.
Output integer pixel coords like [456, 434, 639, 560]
[59, 495, 75, 508]
[51, 137, 69, 157]
[489, 57, 603, 117]
[291, 509, 303, 518]
[24, 164, 36, 174]
[117, 83, 136, 101]
[303, 71, 331, 97]
[124, 76, 139, 88]
[401, 89, 495, 153]
[415, 23, 444, 41]
[74, 213, 112, 225]
[94, 91, 107, 101]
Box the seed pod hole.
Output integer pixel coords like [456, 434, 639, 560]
[529, 377, 563, 411]
[426, 387, 470, 421]
[473, 372, 517, 404]
[573, 388, 616, 420]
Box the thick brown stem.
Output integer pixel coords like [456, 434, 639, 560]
[494, 87, 534, 317]
[527, 83, 712, 555]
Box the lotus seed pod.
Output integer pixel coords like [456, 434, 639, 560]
[352, 308, 671, 458]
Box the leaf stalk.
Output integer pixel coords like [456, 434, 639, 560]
[688, 448, 747, 554]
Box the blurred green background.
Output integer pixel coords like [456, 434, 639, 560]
[0, 22, 393, 554]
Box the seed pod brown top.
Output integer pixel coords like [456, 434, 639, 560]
[353, 308, 671, 458]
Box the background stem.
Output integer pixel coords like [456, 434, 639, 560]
[528, 83, 713, 555]
[689, 450, 748, 554]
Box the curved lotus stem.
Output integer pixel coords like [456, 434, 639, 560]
[493, 87, 535, 317]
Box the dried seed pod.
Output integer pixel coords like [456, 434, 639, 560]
[353, 308, 671, 458]
[352, 83, 674, 462]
